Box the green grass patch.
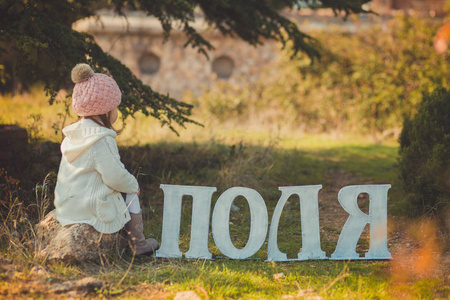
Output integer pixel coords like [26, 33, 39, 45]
[41, 256, 444, 300]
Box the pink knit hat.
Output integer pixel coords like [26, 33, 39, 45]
[71, 64, 121, 116]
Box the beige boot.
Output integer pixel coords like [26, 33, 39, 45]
[124, 211, 159, 256]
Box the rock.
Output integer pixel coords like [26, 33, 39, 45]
[50, 277, 106, 295]
[30, 266, 49, 277]
[174, 291, 202, 300]
[0, 258, 16, 278]
[273, 272, 286, 280]
[35, 211, 126, 263]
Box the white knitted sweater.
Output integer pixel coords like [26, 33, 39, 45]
[54, 119, 137, 234]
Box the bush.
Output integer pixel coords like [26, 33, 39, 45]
[398, 88, 450, 220]
[186, 16, 450, 135]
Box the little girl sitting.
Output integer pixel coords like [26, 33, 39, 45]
[54, 63, 158, 256]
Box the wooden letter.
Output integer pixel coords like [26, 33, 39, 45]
[156, 184, 217, 259]
[211, 187, 268, 259]
[331, 185, 392, 260]
[267, 185, 326, 261]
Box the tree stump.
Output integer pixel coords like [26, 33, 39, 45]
[35, 211, 127, 263]
[0, 125, 28, 173]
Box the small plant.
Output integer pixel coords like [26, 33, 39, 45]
[32, 172, 56, 222]
[398, 88, 450, 223]
[0, 168, 56, 264]
[51, 95, 73, 142]
[27, 113, 44, 144]
[0, 169, 32, 258]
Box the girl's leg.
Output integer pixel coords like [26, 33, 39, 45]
[124, 193, 141, 214]
[123, 192, 159, 255]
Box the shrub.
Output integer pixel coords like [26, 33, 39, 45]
[186, 16, 450, 135]
[398, 88, 450, 221]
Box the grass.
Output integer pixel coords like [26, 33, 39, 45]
[0, 89, 448, 299]
[92, 259, 392, 299]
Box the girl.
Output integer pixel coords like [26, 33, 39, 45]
[54, 63, 158, 256]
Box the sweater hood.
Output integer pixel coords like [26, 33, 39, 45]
[61, 119, 117, 162]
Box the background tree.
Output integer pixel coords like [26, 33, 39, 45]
[0, 0, 369, 132]
[186, 16, 449, 135]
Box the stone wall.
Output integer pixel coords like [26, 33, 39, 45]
[75, 13, 278, 99]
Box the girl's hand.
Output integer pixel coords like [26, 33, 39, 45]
[137, 189, 140, 197]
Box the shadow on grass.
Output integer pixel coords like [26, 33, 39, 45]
[4, 140, 448, 300]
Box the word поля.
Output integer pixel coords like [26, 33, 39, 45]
[155, 184, 392, 261]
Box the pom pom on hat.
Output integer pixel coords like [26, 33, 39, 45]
[71, 64, 121, 116]
[71, 63, 94, 83]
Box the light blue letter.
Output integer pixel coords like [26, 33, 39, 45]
[212, 187, 268, 259]
[331, 185, 392, 260]
[267, 185, 326, 261]
[156, 184, 217, 259]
